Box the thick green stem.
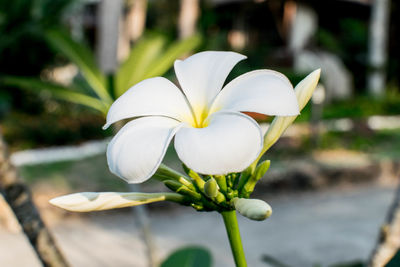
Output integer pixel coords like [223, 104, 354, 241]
[221, 210, 247, 267]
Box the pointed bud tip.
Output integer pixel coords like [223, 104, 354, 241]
[313, 68, 321, 78]
[48, 197, 58, 206]
[49, 195, 71, 210]
[49, 192, 97, 210]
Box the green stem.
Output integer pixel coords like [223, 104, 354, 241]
[221, 210, 247, 267]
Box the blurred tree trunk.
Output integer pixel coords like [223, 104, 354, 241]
[0, 134, 69, 267]
[119, 0, 148, 61]
[282, 0, 297, 42]
[126, 0, 148, 42]
[178, 0, 200, 39]
[287, 2, 317, 54]
[367, 0, 391, 97]
[97, 0, 123, 74]
[369, 180, 400, 266]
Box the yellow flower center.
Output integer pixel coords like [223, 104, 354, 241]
[189, 106, 211, 128]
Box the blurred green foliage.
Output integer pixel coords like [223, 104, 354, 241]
[1, 0, 399, 149]
[0, 0, 73, 74]
[3, 30, 201, 115]
[20, 155, 127, 192]
[316, 18, 368, 90]
[115, 33, 201, 97]
[285, 89, 400, 124]
[3, 108, 109, 150]
[147, 0, 180, 38]
[288, 127, 400, 161]
[0, 0, 75, 116]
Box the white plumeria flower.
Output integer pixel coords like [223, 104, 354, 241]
[104, 51, 299, 183]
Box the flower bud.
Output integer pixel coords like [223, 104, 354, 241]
[50, 192, 179, 212]
[242, 160, 270, 198]
[204, 178, 219, 198]
[233, 197, 272, 221]
[262, 69, 321, 154]
[295, 69, 321, 110]
[254, 160, 270, 181]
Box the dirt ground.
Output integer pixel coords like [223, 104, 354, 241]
[0, 183, 396, 267]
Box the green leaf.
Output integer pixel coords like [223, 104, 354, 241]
[160, 246, 212, 267]
[115, 34, 166, 97]
[45, 29, 112, 105]
[115, 33, 202, 97]
[2, 76, 107, 114]
[143, 34, 202, 79]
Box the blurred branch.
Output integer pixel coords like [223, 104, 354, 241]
[97, 0, 123, 74]
[126, 0, 148, 42]
[0, 134, 69, 267]
[369, 179, 400, 266]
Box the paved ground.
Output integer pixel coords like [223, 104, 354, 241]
[0, 184, 396, 267]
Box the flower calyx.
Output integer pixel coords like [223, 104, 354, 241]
[154, 163, 272, 216]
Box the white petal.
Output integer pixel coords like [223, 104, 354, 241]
[104, 77, 193, 129]
[174, 111, 262, 175]
[107, 116, 182, 183]
[174, 51, 246, 123]
[210, 70, 299, 116]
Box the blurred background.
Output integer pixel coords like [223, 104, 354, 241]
[0, 0, 399, 266]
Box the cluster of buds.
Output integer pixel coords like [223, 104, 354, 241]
[154, 163, 272, 221]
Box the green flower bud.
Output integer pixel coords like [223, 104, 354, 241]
[241, 160, 271, 198]
[233, 197, 272, 221]
[204, 178, 219, 198]
[253, 160, 271, 181]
